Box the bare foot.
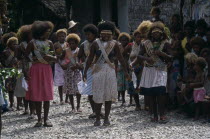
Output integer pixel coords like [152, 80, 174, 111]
[103, 120, 111, 126]
[70, 109, 76, 113]
[94, 120, 101, 126]
[76, 108, 82, 113]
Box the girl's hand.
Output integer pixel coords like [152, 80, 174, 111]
[83, 72, 87, 82]
[70, 66, 77, 71]
[76, 63, 84, 70]
[61, 64, 68, 70]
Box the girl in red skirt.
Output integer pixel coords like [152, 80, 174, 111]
[26, 21, 57, 127]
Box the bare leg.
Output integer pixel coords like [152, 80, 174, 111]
[105, 101, 112, 120]
[23, 98, 29, 114]
[58, 86, 63, 103]
[65, 94, 69, 103]
[43, 101, 52, 127]
[194, 102, 201, 120]
[94, 103, 103, 126]
[8, 91, 14, 108]
[118, 92, 121, 101]
[121, 91, 125, 105]
[157, 96, 166, 117]
[144, 96, 150, 110]
[29, 101, 35, 115]
[88, 95, 95, 113]
[130, 94, 133, 105]
[17, 97, 22, 110]
[69, 95, 75, 111]
[34, 101, 42, 127]
[157, 95, 168, 123]
[76, 94, 81, 111]
[150, 96, 158, 121]
[133, 94, 141, 110]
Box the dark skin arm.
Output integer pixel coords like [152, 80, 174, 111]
[83, 41, 96, 80]
[44, 41, 57, 62]
[115, 42, 130, 80]
[154, 42, 173, 62]
[77, 43, 86, 63]
[130, 44, 154, 67]
[187, 73, 205, 88]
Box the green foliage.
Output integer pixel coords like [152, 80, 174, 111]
[0, 67, 20, 92]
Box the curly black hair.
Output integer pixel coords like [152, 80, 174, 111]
[1, 32, 17, 46]
[184, 20, 195, 30]
[190, 37, 206, 48]
[83, 24, 98, 36]
[196, 19, 208, 29]
[17, 25, 32, 42]
[97, 21, 116, 34]
[32, 21, 54, 39]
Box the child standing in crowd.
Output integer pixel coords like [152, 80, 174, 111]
[62, 33, 82, 113]
[78, 24, 98, 118]
[126, 30, 143, 110]
[167, 40, 184, 108]
[117, 32, 131, 106]
[18, 25, 35, 118]
[188, 57, 207, 120]
[2, 37, 19, 109]
[54, 29, 67, 105]
[136, 21, 153, 111]
[15, 25, 33, 113]
[177, 53, 197, 117]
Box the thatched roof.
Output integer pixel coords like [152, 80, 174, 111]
[41, 0, 66, 18]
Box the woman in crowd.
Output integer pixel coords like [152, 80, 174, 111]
[78, 24, 98, 118]
[26, 21, 56, 127]
[132, 22, 172, 123]
[84, 21, 130, 126]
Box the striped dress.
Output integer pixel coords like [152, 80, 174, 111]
[81, 41, 93, 95]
